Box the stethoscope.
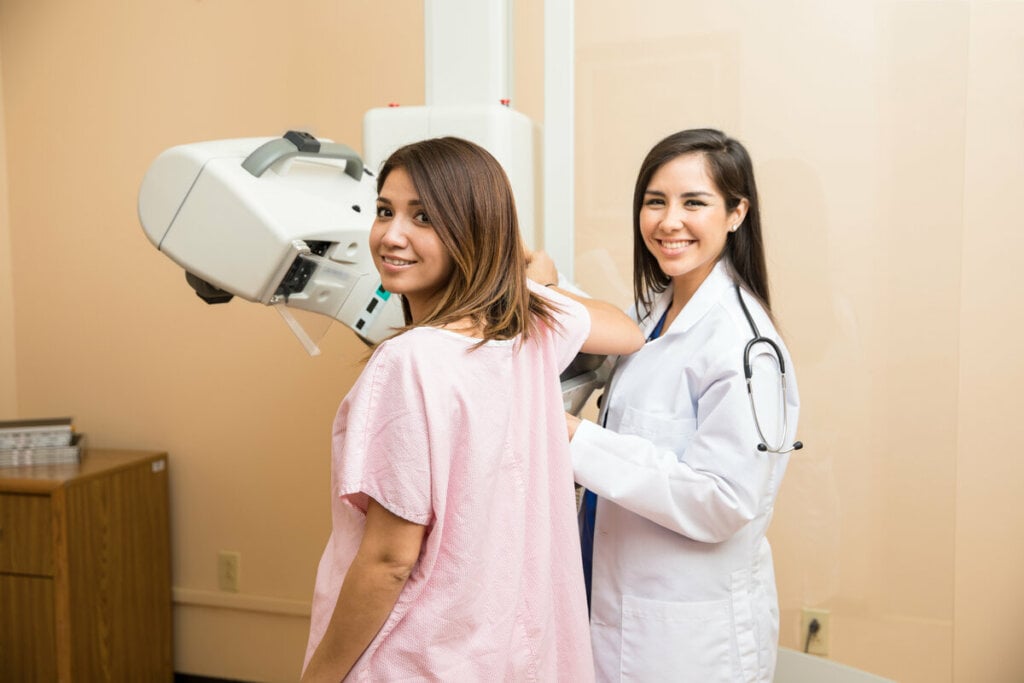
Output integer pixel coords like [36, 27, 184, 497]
[735, 286, 804, 454]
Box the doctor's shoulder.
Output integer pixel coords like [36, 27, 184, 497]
[687, 302, 759, 378]
[704, 289, 795, 385]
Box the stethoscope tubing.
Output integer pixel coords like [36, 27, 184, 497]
[600, 285, 802, 455]
[736, 286, 802, 454]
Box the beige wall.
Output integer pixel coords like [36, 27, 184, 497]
[0, 33, 16, 415]
[955, 4, 1024, 681]
[1, 1, 1021, 681]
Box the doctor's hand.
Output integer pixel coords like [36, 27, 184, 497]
[565, 412, 582, 441]
[525, 249, 559, 288]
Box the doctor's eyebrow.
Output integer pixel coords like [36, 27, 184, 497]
[644, 190, 715, 199]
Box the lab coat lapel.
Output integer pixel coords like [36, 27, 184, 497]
[663, 260, 735, 337]
[638, 290, 673, 339]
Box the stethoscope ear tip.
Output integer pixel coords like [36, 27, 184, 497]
[757, 441, 805, 453]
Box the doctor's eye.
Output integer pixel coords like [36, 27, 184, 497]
[643, 197, 665, 207]
[684, 199, 708, 208]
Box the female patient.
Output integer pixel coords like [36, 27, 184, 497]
[300, 137, 643, 682]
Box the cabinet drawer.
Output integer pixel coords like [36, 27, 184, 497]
[0, 494, 53, 576]
[0, 574, 57, 681]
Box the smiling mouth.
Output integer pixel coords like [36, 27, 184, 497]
[658, 239, 696, 250]
[382, 256, 415, 266]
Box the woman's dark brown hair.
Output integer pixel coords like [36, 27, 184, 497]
[632, 128, 770, 320]
[376, 137, 557, 341]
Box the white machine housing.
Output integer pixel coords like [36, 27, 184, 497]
[138, 132, 404, 343]
[364, 104, 536, 249]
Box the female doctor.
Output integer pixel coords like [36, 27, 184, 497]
[562, 129, 799, 682]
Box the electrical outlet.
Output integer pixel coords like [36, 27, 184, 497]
[218, 551, 240, 592]
[800, 606, 830, 656]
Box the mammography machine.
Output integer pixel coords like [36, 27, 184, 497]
[138, 130, 403, 348]
[137, 130, 603, 413]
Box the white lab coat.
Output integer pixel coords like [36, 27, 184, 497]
[571, 260, 800, 682]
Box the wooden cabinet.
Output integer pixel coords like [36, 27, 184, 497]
[0, 449, 172, 681]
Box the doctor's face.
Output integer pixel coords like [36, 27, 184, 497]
[639, 153, 748, 295]
[371, 167, 454, 323]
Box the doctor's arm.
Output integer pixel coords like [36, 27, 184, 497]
[526, 249, 644, 356]
[569, 350, 790, 543]
[301, 498, 425, 683]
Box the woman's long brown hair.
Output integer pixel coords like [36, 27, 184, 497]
[376, 137, 558, 342]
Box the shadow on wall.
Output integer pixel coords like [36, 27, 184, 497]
[759, 157, 848, 610]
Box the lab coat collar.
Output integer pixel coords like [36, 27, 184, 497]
[652, 259, 736, 338]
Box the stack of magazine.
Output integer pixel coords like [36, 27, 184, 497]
[0, 417, 84, 467]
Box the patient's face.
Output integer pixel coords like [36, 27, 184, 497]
[370, 167, 454, 323]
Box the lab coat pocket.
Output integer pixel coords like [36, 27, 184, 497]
[620, 594, 733, 681]
[620, 407, 696, 456]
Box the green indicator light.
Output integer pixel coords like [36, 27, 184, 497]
[376, 285, 391, 301]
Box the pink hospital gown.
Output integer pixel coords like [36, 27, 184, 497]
[303, 283, 596, 681]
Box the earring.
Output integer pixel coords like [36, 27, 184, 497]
[729, 224, 739, 233]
